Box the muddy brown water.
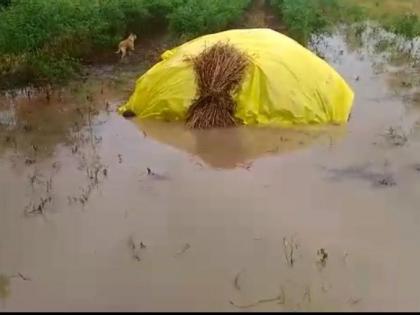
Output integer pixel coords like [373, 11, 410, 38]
[1, 25, 420, 311]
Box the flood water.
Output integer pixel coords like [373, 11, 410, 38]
[1, 23, 420, 311]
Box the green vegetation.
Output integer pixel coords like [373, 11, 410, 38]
[0, 0, 250, 90]
[350, 0, 420, 38]
[350, 0, 420, 16]
[270, 0, 420, 44]
[0, 0, 11, 7]
[383, 13, 420, 39]
[169, 0, 251, 37]
[1, 0, 418, 91]
[270, 0, 364, 44]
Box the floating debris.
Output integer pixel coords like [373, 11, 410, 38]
[229, 288, 285, 309]
[22, 124, 33, 132]
[317, 248, 329, 269]
[283, 236, 298, 267]
[325, 164, 397, 189]
[233, 270, 243, 291]
[374, 175, 396, 187]
[146, 167, 154, 176]
[348, 297, 362, 305]
[175, 243, 191, 257]
[303, 286, 311, 303]
[146, 168, 169, 181]
[10, 273, 31, 281]
[24, 196, 52, 216]
[384, 127, 408, 146]
[25, 158, 36, 165]
[128, 237, 147, 262]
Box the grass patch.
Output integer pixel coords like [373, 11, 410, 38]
[270, 0, 420, 44]
[347, 0, 420, 38]
[348, 0, 420, 16]
[169, 0, 251, 38]
[0, 0, 250, 91]
[270, 0, 365, 44]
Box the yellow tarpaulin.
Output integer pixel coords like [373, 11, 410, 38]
[118, 28, 354, 126]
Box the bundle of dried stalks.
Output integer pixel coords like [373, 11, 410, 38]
[186, 42, 249, 129]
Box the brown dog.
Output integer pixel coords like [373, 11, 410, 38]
[116, 33, 137, 60]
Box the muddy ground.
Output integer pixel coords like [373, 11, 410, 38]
[1, 3, 420, 312]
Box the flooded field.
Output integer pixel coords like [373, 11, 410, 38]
[1, 13, 420, 312]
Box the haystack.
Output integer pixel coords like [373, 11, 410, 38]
[185, 42, 249, 129]
[118, 29, 354, 127]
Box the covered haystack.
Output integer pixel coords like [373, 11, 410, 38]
[118, 29, 354, 127]
[185, 42, 249, 129]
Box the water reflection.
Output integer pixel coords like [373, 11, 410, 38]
[0, 80, 123, 160]
[134, 119, 348, 169]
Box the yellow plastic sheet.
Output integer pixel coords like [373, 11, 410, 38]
[118, 28, 354, 126]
